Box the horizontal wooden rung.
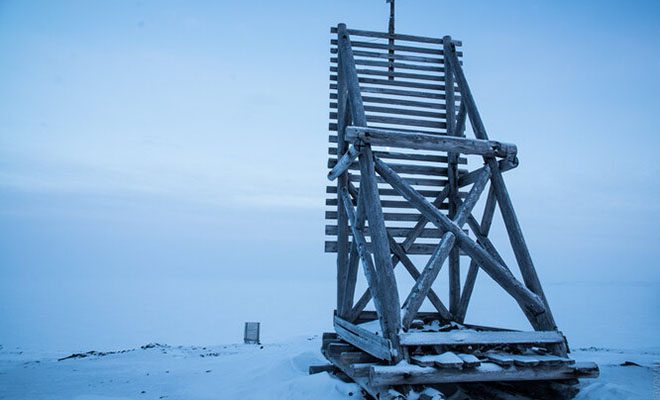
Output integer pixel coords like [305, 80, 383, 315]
[331, 39, 457, 56]
[326, 185, 468, 198]
[330, 66, 445, 82]
[330, 103, 447, 119]
[326, 225, 445, 238]
[331, 84, 456, 101]
[331, 57, 446, 73]
[328, 148, 467, 165]
[330, 75, 450, 92]
[333, 48, 445, 64]
[330, 27, 463, 47]
[328, 159, 463, 177]
[329, 113, 447, 130]
[325, 241, 469, 255]
[330, 93, 448, 109]
[327, 211, 436, 221]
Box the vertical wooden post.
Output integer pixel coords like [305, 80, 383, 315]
[335, 35, 350, 317]
[443, 36, 460, 316]
[338, 23, 402, 361]
[359, 147, 402, 360]
[455, 185, 497, 322]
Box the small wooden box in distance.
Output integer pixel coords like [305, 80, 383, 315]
[244, 322, 260, 344]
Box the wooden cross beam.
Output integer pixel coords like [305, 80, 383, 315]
[373, 157, 550, 329]
[400, 166, 491, 329]
[344, 183, 452, 322]
[346, 126, 517, 158]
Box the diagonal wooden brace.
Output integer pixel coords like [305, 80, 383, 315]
[346, 183, 452, 321]
[400, 166, 491, 329]
[373, 157, 548, 324]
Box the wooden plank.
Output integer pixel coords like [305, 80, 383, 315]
[347, 127, 517, 158]
[331, 66, 445, 82]
[327, 185, 465, 198]
[348, 173, 449, 188]
[344, 94, 447, 110]
[329, 148, 466, 165]
[326, 225, 445, 239]
[340, 351, 379, 365]
[309, 364, 337, 374]
[331, 83, 451, 100]
[331, 104, 447, 120]
[484, 352, 514, 366]
[330, 74, 447, 91]
[328, 159, 454, 177]
[325, 241, 471, 255]
[399, 330, 566, 347]
[348, 363, 377, 378]
[332, 113, 448, 130]
[368, 361, 599, 386]
[327, 342, 355, 358]
[456, 353, 481, 368]
[334, 315, 393, 361]
[346, 49, 446, 65]
[331, 39, 446, 56]
[510, 354, 541, 367]
[330, 27, 462, 46]
[331, 57, 446, 73]
[411, 352, 464, 368]
[533, 354, 575, 366]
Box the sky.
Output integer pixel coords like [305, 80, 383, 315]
[0, 0, 659, 352]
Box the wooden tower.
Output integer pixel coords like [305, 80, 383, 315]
[319, 24, 598, 399]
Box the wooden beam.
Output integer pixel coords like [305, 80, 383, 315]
[357, 146, 402, 359]
[334, 315, 393, 361]
[346, 185, 453, 321]
[340, 187, 386, 330]
[399, 330, 565, 346]
[400, 167, 490, 328]
[346, 127, 517, 158]
[443, 36, 488, 141]
[373, 157, 548, 322]
[488, 159, 559, 336]
[337, 24, 367, 127]
[368, 361, 599, 386]
[335, 43, 350, 316]
[340, 187, 366, 318]
[456, 185, 497, 322]
[444, 36, 460, 316]
[458, 157, 518, 187]
[328, 144, 361, 181]
[330, 26, 463, 46]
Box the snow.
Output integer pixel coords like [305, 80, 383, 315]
[1, 338, 658, 400]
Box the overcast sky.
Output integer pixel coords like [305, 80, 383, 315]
[1, 0, 659, 351]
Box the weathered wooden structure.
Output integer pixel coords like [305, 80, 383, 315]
[319, 24, 598, 399]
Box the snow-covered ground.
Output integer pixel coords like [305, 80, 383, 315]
[1, 337, 658, 400]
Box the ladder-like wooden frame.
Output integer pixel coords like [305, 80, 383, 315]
[321, 24, 597, 398]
